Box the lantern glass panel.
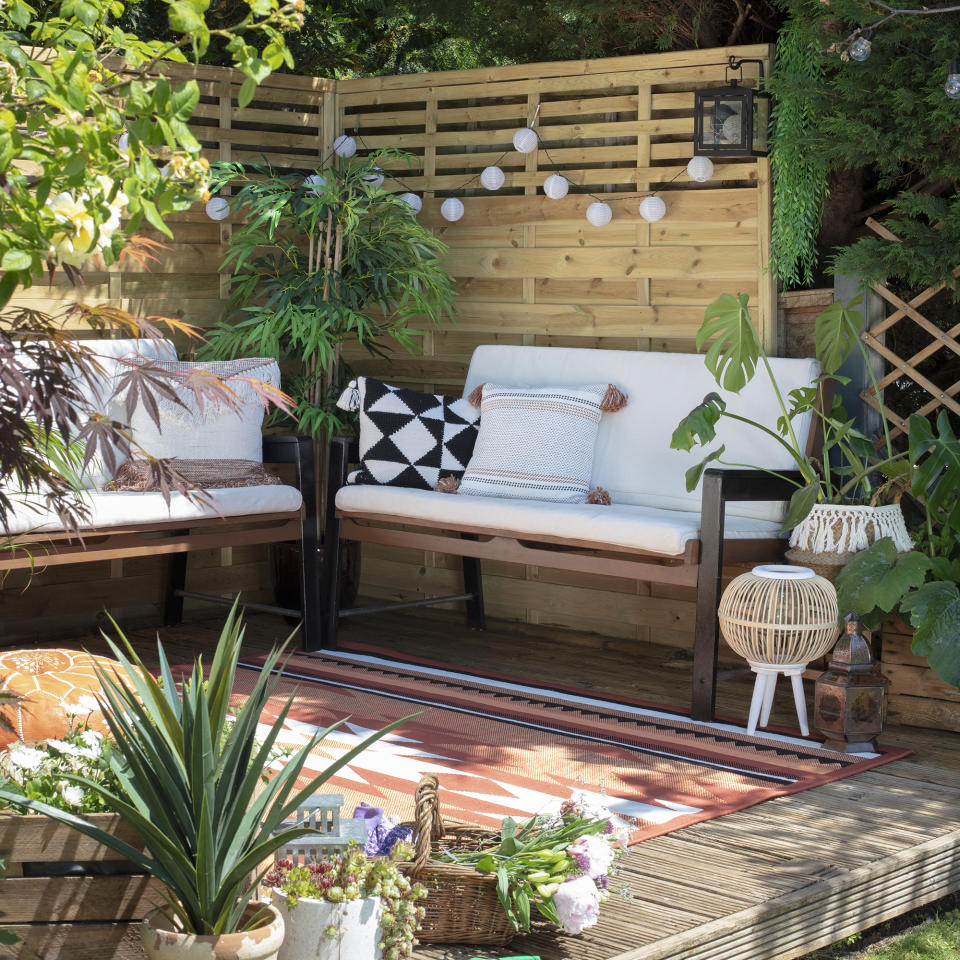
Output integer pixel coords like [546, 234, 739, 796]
[751, 93, 770, 155]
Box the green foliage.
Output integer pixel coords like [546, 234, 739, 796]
[0, 602, 410, 935]
[901, 581, 960, 690]
[0, 0, 302, 308]
[770, 0, 960, 294]
[847, 909, 960, 960]
[696, 293, 760, 393]
[909, 412, 960, 533]
[768, 10, 828, 287]
[204, 153, 457, 440]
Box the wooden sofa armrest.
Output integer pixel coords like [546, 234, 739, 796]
[692, 467, 807, 722]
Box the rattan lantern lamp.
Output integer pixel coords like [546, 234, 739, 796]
[718, 565, 840, 737]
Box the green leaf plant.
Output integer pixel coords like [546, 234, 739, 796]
[834, 411, 960, 691]
[0, 600, 412, 935]
[202, 152, 458, 442]
[670, 291, 907, 532]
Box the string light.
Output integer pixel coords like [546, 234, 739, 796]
[333, 134, 357, 158]
[585, 202, 613, 227]
[946, 61, 960, 98]
[512, 127, 538, 154]
[400, 192, 422, 213]
[303, 173, 325, 194]
[848, 33, 873, 61]
[440, 197, 465, 222]
[638, 196, 667, 223]
[686, 156, 715, 182]
[480, 165, 505, 190]
[362, 168, 384, 189]
[543, 174, 569, 199]
[205, 197, 230, 221]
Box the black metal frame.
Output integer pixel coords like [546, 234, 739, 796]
[317, 435, 487, 651]
[321, 439, 802, 721]
[162, 433, 321, 646]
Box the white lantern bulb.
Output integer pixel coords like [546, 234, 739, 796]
[638, 195, 666, 223]
[512, 127, 538, 154]
[333, 134, 357, 158]
[440, 197, 465, 222]
[686, 156, 714, 182]
[543, 174, 569, 199]
[722, 115, 742, 144]
[205, 197, 230, 221]
[400, 192, 422, 213]
[362, 168, 384, 189]
[480, 165, 505, 191]
[303, 174, 326, 194]
[848, 36, 871, 61]
[946, 62, 960, 99]
[117, 132, 129, 153]
[585, 201, 612, 227]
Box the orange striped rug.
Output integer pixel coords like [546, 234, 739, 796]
[235, 651, 909, 845]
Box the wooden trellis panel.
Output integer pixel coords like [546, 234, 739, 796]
[859, 218, 960, 440]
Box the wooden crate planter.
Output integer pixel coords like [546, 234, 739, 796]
[0, 811, 161, 934]
[882, 616, 960, 733]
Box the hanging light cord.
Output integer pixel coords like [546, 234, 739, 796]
[844, 2, 960, 48]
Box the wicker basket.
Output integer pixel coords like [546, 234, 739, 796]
[397, 774, 516, 946]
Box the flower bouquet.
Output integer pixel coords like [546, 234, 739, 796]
[264, 846, 427, 960]
[434, 795, 626, 936]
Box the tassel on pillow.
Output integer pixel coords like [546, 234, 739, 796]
[600, 384, 628, 413]
[467, 382, 486, 408]
[586, 487, 612, 505]
[434, 475, 461, 494]
[336, 379, 361, 412]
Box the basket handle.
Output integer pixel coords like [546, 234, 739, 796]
[410, 774, 444, 872]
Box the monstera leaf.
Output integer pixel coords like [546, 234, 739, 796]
[910, 411, 960, 534]
[814, 295, 863, 375]
[901, 580, 960, 690]
[671, 392, 727, 451]
[684, 446, 726, 492]
[696, 293, 761, 393]
[835, 538, 933, 630]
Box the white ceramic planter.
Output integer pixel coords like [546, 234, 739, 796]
[271, 889, 381, 960]
[141, 903, 284, 960]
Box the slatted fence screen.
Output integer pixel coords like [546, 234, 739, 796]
[4, 46, 776, 646]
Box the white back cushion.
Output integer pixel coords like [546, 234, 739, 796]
[463, 346, 820, 522]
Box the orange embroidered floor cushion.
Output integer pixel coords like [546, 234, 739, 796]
[0, 649, 121, 746]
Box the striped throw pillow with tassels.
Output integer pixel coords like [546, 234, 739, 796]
[456, 382, 627, 504]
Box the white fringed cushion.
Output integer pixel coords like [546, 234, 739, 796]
[125, 358, 279, 463]
[459, 383, 617, 503]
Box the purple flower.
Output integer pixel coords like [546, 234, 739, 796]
[377, 824, 413, 858]
[566, 835, 615, 880]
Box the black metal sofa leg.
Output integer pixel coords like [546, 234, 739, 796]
[162, 532, 190, 627]
[462, 558, 486, 631]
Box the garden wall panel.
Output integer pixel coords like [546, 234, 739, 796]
[4, 47, 779, 647]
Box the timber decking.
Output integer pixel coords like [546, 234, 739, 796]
[2, 610, 959, 960]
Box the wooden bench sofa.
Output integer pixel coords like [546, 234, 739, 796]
[320, 345, 820, 722]
[0, 339, 319, 640]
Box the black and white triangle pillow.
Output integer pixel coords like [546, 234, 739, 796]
[336, 377, 480, 490]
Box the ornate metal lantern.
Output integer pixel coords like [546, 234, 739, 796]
[693, 56, 771, 158]
[813, 612, 889, 753]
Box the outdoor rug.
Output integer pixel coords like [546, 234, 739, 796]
[235, 651, 910, 845]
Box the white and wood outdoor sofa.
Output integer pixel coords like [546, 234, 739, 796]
[0, 338, 320, 638]
[323, 344, 822, 721]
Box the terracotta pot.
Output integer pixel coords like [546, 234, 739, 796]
[140, 902, 284, 960]
[271, 889, 381, 960]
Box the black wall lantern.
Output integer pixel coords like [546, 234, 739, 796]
[693, 56, 771, 158]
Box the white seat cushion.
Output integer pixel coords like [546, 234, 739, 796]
[336, 484, 780, 556]
[5, 485, 302, 535]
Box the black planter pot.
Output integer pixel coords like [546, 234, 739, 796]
[271, 539, 361, 627]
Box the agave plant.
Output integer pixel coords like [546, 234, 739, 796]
[0, 601, 410, 935]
